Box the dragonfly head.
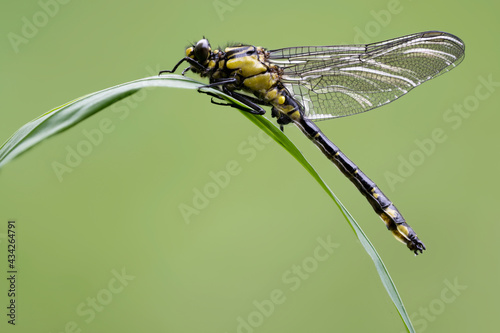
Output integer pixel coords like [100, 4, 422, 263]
[186, 38, 211, 66]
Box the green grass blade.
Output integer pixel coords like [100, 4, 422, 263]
[0, 74, 414, 332]
[0, 75, 220, 168]
[240, 111, 414, 333]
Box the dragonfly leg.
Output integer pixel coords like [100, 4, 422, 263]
[158, 57, 206, 75]
[200, 78, 238, 88]
[210, 89, 266, 115]
[198, 80, 267, 115]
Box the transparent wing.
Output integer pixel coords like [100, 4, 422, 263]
[268, 31, 465, 121]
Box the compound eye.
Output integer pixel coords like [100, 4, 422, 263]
[193, 39, 211, 63]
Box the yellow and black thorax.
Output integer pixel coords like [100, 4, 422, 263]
[184, 40, 302, 124]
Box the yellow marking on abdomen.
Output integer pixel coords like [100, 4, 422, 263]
[397, 224, 410, 238]
[379, 213, 391, 227]
[287, 110, 301, 121]
[384, 208, 398, 219]
[265, 88, 278, 101]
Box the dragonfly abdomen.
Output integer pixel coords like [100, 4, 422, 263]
[295, 116, 425, 253]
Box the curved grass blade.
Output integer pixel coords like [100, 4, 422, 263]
[0, 74, 414, 332]
[0, 75, 222, 168]
[239, 110, 415, 333]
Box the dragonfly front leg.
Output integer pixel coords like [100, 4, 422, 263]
[199, 79, 267, 115]
[159, 57, 209, 76]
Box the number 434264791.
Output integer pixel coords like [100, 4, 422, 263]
[7, 221, 16, 270]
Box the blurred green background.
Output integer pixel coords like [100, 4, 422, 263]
[0, 0, 498, 332]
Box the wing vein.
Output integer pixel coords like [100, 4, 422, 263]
[269, 31, 465, 121]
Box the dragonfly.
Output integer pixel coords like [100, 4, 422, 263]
[160, 31, 465, 254]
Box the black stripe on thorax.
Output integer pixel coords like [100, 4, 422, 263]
[225, 45, 257, 59]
